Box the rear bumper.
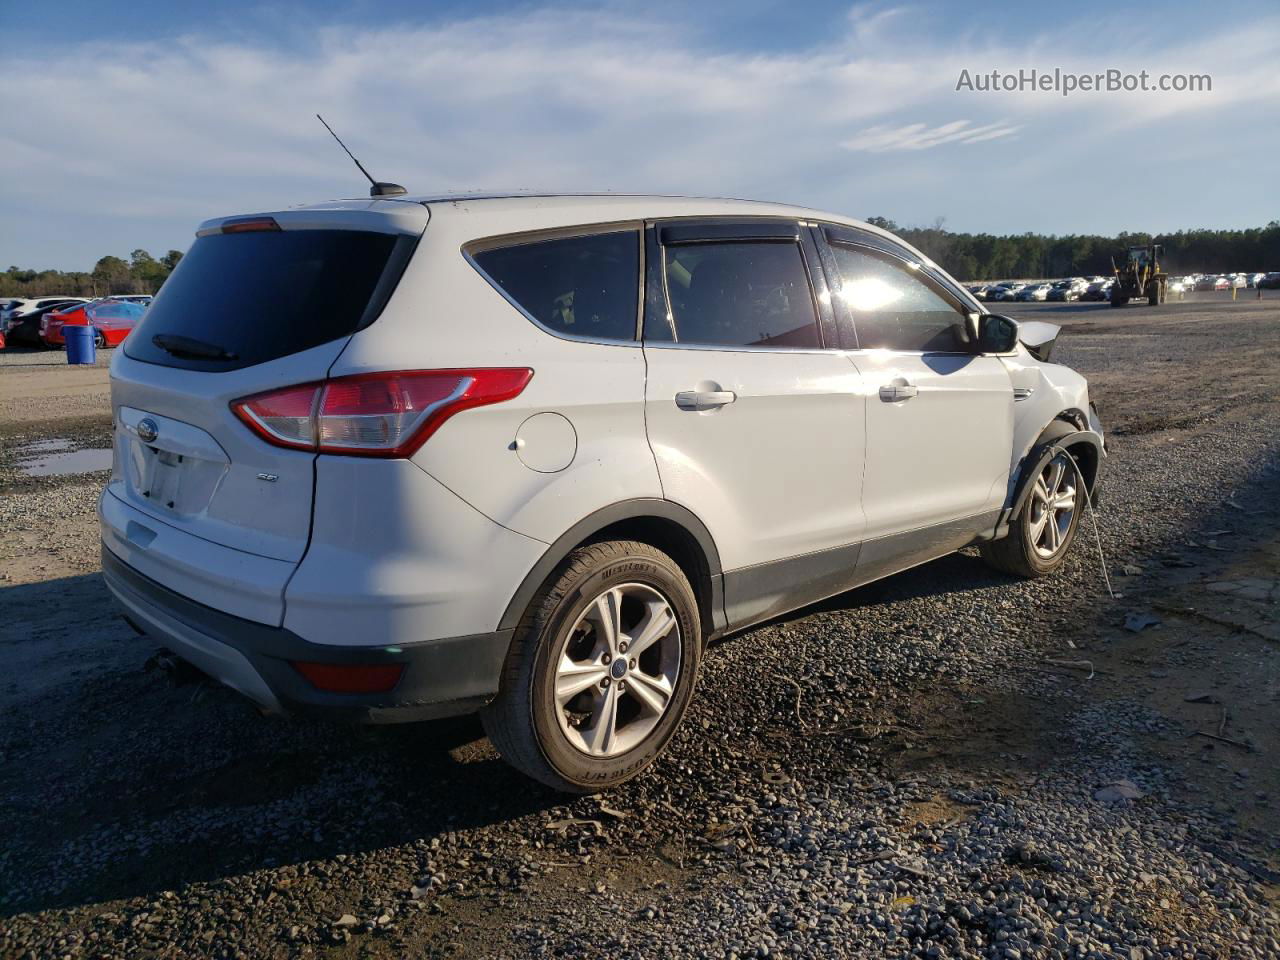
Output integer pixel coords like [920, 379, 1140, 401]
[102, 545, 512, 723]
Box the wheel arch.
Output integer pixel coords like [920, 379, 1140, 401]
[498, 499, 725, 640]
[999, 417, 1103, 536]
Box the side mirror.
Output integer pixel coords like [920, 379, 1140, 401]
[977, 314, 1019, 354]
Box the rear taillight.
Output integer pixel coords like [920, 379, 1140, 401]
[233, 383, 319, 451]
[231, 368, 533, 458]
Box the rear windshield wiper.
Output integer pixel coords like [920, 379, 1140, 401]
[151, 333, 238, 361]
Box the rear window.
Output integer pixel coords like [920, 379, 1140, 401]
[91, 303, 142, 320]
[471, 231, 640, 342]
[125, 229, 411, 371]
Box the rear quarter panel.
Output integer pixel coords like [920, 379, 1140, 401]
[326, 203, 663, 544]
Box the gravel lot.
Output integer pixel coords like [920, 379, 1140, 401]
[1, 295, 1278, 959]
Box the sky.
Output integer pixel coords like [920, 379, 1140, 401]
[2, 0, 1278, 270]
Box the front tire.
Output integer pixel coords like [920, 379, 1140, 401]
[981, 452, 1085, 578]
[482, 540, 702, 793]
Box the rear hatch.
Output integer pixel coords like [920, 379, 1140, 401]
[105, 202, 426, 623]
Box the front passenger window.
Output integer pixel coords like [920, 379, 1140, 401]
[829, 244, 968, 352]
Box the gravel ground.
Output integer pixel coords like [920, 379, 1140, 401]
[1, 298, 1278, 958]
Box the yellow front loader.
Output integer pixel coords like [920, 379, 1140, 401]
[1110, 244, 1167, 307]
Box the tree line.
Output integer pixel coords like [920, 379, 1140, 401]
[866, 218, 1279, 281]
[1, 249, 184, 299]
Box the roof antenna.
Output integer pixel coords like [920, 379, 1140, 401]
[315, 113, 407, 198]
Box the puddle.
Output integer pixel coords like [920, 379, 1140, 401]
[16, 445, 113, 477]
[18, 439, 74, 454]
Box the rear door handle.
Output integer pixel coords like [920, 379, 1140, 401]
[675, 390, 737, 411]
[878, 380, 918, 402]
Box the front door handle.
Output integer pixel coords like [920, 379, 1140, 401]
[675, 389, 737, 411]
[878, 380, 918, 402]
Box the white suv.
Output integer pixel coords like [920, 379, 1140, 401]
[100, 193, 1103, 792]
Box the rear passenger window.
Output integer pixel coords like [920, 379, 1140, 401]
[662, 242, 819, 348]
[829, 244, 968, 352]
[472, 231, 639, 341]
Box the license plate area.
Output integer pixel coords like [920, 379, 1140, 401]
[141, 449, 185, 510]
[117, 407, 230, 518]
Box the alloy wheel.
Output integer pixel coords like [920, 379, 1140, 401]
[1029, 454, 1078, 559]
[553, 583, 682, 758]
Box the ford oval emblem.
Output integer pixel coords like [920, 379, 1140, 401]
[137, 418, 159, 444]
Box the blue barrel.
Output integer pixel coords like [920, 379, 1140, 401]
[65, 324, 96, 364]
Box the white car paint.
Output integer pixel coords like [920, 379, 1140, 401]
[283, 458, 547, 646]
[643, 344, 867, 570]
[852, 350, 1013, 542]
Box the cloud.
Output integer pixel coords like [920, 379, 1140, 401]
[0, 4, 1277, 265]
[842, 120, 1021, 152]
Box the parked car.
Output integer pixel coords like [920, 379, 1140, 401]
[41, 299, 146, 347]
[1081, 281, 1114, 301]
[3, 299, 87, 346]
[1046, 280, 1085, 302]
[98, 194, 1104, 792]
[1015, 282, 1053, 302]
[1258, 272, 1280, 289]
[2, 295, 89, 326]
[991, 282, 1027, 301]
[106, 294, 154, 305]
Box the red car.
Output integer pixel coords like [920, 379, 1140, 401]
[41, 300, 147, 348]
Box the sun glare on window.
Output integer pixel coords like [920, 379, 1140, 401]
[839, 277, 903, 311]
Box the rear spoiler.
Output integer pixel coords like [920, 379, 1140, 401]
[196, 202, 428, 239]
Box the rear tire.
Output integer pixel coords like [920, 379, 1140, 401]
[482, 540, 702, 793]
[981, 452, 1085, 578]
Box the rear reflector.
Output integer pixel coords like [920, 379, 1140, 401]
[221, 216, 281, 234]
[291, 661, 405, 694]
[232, 368, 533, 457]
